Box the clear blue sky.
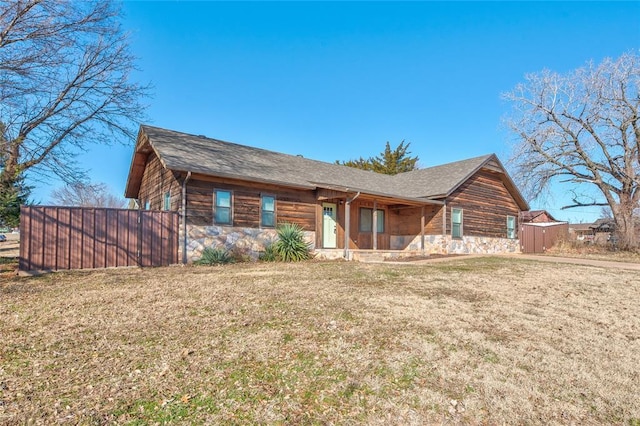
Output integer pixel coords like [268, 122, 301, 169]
[35, 1, 639, 223]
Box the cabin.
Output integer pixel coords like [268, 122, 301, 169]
[125, 125, 529, 262]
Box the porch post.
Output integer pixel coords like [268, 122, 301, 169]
[372, 200, 378, 251]
[344, 201, 350, 259]
[421, 205, 425, 253]
[344, 192, 361, 260]
[442, 202, 447, 253]
[181, 171, 192, 264]
[442, 202, 447, 235]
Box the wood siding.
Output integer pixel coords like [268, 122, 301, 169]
[313, 198, 443, 250]
[184, 175, 317, 230]
[349, 200, 389, 250]
[138, 152, 181, 211]
[446, 169, 521, 238]
[388, 205, 443, 235]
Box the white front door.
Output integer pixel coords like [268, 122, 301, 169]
[322, 203, 337, 248]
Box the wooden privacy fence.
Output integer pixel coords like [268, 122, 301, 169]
[519, 223, 569, 253]
[19, 206, 179, 271]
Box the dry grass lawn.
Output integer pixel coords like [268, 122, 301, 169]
[546, 240, 640, 263]
[1, 258, 639, 424]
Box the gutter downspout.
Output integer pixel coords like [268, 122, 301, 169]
[344, 191, 361, 260]
[182, 171, 192, 264]
[442, 201, 447, 254]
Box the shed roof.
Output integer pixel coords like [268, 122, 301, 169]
[521, 210, 560, 223]
[125, 125, 529, 210]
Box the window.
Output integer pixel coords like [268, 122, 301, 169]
[144, 200, 150, 210]
[359, 208, 385, 233]
[261, 195, 275, 227]
[214, 190, 232, 224]
[507, 215, 516, 239]
[451, 208, 463, 238]
[163, 192, 171, 211]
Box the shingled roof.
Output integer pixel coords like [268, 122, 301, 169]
[393, 154, 494, 198]
[125, 125, 529, 210]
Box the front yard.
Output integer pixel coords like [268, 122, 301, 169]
[1, 258, 638, 424]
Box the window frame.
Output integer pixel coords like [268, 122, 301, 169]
[213, 189, 233, 225]
[163, 191, 171, 211]
[359, 207, 385, 233]
[506, 215, 516, 239]
[451, 207, 463, 239]
[260, 194, 276, 228]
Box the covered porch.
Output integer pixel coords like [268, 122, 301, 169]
[313, 183, 445, 259]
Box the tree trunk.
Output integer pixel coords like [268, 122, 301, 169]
[612, 200, 638, 250]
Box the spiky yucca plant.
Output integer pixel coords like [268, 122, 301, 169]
[195, 247, 234, 265]
[275, 222, 311, 262]
[259, 242, 279, 262]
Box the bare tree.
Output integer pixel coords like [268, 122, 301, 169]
[0, 0, 148, 188]
[504, 52, 640, 249]
[599, 206, 613, 220]
[50, 182, 126, 208]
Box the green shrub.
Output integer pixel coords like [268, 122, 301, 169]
[259, 242, 279, 262]
[228, 246, 251, 263]
[195, 247, 234, 265]
[274, 222, 311, 262]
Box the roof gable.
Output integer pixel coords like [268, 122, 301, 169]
[521, 210, 559, 223]
[391, 154, 494, 198]
[391, 154, 529, 210]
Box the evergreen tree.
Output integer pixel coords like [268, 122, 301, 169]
[1, 123, 31, 227]
[337, 157, 374, 171]
[0, 174, 31, 228]
[370, 141, 418, 175]
[337, 140, 419, 175]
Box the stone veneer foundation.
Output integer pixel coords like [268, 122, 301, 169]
[182, 225, 316, 262]
[182, 226, 518, 263]
[391, 234, 520, 254]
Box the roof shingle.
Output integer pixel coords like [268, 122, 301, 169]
[129, 125, 527, 209]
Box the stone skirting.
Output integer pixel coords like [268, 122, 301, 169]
[181, 226, 518, 263]
[391, 234, 520, 255]
[182, 225, 316, 262]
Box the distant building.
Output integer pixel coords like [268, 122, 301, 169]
[520, 210, 559, 223]
[568, 219, 616, 244]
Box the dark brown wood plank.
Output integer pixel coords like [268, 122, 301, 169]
[94, 209, 107, 268]
[138, 152, 181, 210]
[69, 208, 83, 269]
[43, 207, 58, 270]
[81, 209, 95, 269]
[116, 210, 129, 267]
[56, 208, 70, 270]
[128, 210, 139, 266]
[446, 170, 520, 238]
[151, 212, 163, 266]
